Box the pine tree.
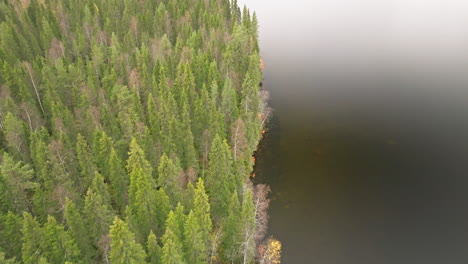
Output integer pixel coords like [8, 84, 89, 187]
[109, 217, 147, 264]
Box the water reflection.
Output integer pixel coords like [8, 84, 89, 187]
[241, 0, 468, 263]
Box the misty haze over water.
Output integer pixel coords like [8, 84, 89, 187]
[240, 0, 468, 263]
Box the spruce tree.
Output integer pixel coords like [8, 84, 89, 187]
[221, 77, 239, 131]
[155, 188, 172, 234]
[109, 217, 147, 264]
[90, 171, 112, 206]
[106, 147, 129, 212]
[75, 133, 97, 192]
[21, 212, 45, 264]
[0, 153, 36, 214]
[64, 199, 95, 262]
[193, 178, 213, 250]
[127, 138, 158, 242]
[0, 212, 23, 260]
[221, 191, 242, 262]
[157, 153, 183, 205]
[42, 216, 81, 264]
[205, 134, 236, 218]
[147, 231, 162, 264]
[161, 211, 187, 264]
[2, 112, 28, 161]
[83, 189, 113, 249]
[184, 210, 206, 264]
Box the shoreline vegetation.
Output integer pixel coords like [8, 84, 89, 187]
[0, 0, 280, 263]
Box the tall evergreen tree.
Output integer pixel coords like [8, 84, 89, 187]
[205, 134, 236, 218]
[161, 211, 186, 264]
[0, 153, 36, 214]
[193, 178, 213, 250]
[21, 212, 45, 264]
[157, 154, 183, 205]
[75, 133, 97, 192]
[90, 171, 111, 206]
[126, 138, 158, 242]
[2, 112, 28, 162]
[83, 188, 113, 252]
[221, 191, 242, 262]
[0, 0, 264, 261]
[42, 216, 81, 264]
[64, 199, 95, 263]
[184, 210, 206, 264]
[109, 217, 147, 264]
[147, 231, 162, 264]
[106, 147, 129, 212]
[0, 212, 23, 260]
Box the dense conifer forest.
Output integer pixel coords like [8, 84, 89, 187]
[0, 0, 279, 263]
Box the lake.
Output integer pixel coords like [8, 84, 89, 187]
[240, 0, 468, 263]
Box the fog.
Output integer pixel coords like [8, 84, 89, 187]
[243, 1, 468, 263]
[239, 0, 468, 69]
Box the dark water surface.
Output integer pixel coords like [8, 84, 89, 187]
[240, 0, 468, 263]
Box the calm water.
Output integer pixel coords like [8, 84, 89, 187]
[240, 0, 468, 263]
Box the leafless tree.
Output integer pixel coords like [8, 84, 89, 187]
[260, 90, 272, 129]
[24, 62, 45, 116]
[130, 16, 139, 43]
[253, 183, 271, 244]
[48, 38, 65, 62]
[231, 118, 248, 161]
[210, 226, 223, 264]
[98, 234, 111, 264]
